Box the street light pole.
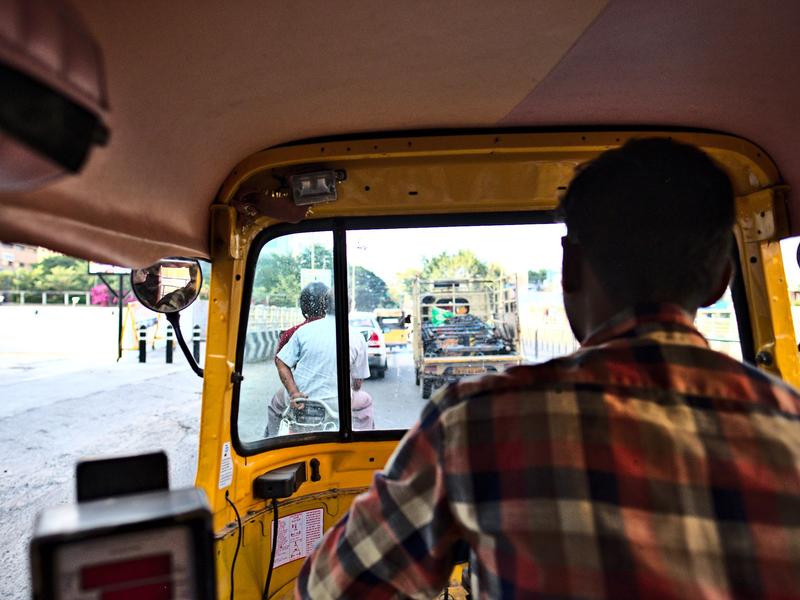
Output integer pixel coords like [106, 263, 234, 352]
[349, 242, 367, 312]
[117, 274, 124, 361]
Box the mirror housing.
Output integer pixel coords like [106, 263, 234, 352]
[131, 258, 202, 314]
[130, 258, 205, 378]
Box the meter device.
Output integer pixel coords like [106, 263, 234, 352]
[30, 454, 215, 600]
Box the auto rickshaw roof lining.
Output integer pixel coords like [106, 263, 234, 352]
[219, 131, 780, 235]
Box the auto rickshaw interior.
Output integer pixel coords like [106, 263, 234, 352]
[189, 130, 796, 598]
[4, 2, 800, 599]
[18, 130, 800, 599]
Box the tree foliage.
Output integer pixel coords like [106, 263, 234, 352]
[528, 268, 549, 290]
[0, 256, 96, 292]
[397, 250, 504, 299]
[252, 243, 395, 310]
[254, 251, 304, 307]
[348, 266, 397, 311]
[421, 250, 501, 279]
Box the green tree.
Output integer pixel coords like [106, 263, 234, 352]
[43, 265, 95, 291]
[8, 256, 97, 293]
[254, 252, 301, 307]
[397, 251, 505, 297]
[299, 244, 333, 270]
[38, 255, 81, 271]
[12, 265, 44, 290]
[251, 244, 393, 310]
[348, 266, 395, 311]
[528, 268, 548, 290]
[421, 250, 489, 279]
[199, 261, 212, 299]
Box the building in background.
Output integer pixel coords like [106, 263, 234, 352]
[0, 243, 57, 270]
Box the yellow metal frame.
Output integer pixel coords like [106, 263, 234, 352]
[195, 130, 798, 598]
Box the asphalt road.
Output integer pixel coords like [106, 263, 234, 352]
[0, 345, 557, 598]
[364, 347, 429, 429]
[0, 347, 428, 598]
[237, 347, 427, 442]
[0, 352, 203, 599]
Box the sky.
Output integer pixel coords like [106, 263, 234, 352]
[272, 224, 566, 286]
[347, 224, 566, 283]
[269, 225, 800, 291]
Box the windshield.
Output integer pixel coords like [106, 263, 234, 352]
[234, 220, 744, 451]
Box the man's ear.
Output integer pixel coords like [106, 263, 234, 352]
[561, 239, 582, 294]
[701, 260, 733, 307]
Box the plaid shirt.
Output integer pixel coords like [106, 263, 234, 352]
[296, 305, 800, 599]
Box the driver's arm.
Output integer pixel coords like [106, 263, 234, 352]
[296, 394, 460, 598]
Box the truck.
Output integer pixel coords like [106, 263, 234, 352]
[412, 277, 523, 399]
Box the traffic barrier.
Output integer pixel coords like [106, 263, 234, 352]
[244, 329, 281, 363]
[192, 325, 202, 363]
[166, 325, 174, 364]
[138, 325, 147, 363]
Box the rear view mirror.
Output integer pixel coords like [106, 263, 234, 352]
[131, 258, 202, 314]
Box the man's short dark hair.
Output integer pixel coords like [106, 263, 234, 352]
[559, 137, 735, 309]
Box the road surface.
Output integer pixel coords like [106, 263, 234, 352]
[0, 344, 563, 598]
[0, 347, 430, 598]
[237, 347, 428, 441]
[0, 352, 203, 599]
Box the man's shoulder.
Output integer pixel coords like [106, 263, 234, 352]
[296, 315, 334, 334]
[729, 354, 800, 411]
[431, 354, 581, 413]
[431, 343, 800, 417]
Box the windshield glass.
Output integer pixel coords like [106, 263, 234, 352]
[235, 220, 745, 448]
[236, 231, 344, 443]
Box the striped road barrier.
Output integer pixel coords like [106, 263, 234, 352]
[244, 329, 281, 363]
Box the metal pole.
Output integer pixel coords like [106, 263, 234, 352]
[166, 325, 174, 364]
[117, 274, 124, 361]
[351, 263, 355, 311]
[138, 325, 147, 363]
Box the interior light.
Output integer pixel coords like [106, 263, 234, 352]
[289, 169, 345, 205]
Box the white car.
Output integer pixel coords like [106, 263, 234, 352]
[349, 312, 388, 379]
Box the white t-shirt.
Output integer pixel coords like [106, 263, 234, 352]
[276, 315, 370, 401]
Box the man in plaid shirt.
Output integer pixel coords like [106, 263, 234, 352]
[297, 139, 800, 598]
